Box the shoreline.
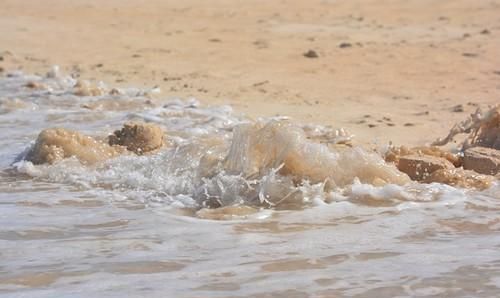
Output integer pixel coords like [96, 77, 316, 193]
[1, 0, 499, 147]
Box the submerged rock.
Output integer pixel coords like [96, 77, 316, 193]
[424, 168, 494, 190]
[463, 147, 500, 175]
[0, 98, 28, 112]
[25, 81, 47, 90]
[108, 122, 165, 155]
[386, 146, 461, 167]
[196, 205, 259, 220]
[26, 128, 123, 165]
[385, 146, 462, 181]
[224, 120, 409, 188]
[73, 80, 105, 97]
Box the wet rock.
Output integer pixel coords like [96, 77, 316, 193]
[109, 88, 122, 95]
[224, 120, 409, 189]
[25, 81, 46, 89]
[73, 80, 104, 96]
[472, 107, 500, 150]
[108, 122, 165, 154]
[196, 205, 258, 220]
[46, 66, 60, 78]
[303, 50, 318, 58]
[397, 155, 454, 181]
[27, 128, 123, 165]
[386, 146, 461, 167]
[432, 106, 500, 150]
[463, 147, 500, 175]
[80, 98, 154, 111]
[0, 98, 28, 112]
[424, 168, 494, 190]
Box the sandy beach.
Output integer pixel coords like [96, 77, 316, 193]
[1, 0, 499, 146]
[2, 1, 500, 297]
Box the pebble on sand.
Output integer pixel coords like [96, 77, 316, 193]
[303, 50, 319, 58]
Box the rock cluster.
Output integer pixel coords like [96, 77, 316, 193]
[387, 106, 500, 189]
[386, 146, 497, 190]
[24, 104, 498, 192]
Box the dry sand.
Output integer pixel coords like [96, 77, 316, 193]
[1, 0, 499, 146]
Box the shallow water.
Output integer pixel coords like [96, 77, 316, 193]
[1, 68, 499, 297]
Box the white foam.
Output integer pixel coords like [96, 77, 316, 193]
[1, 69, 499, 297]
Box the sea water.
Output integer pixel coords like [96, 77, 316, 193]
[0, 68, 499, 297]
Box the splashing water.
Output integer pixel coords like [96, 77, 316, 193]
[1, 68, 499, 297]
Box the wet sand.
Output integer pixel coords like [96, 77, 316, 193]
[1, 0, 499, 146]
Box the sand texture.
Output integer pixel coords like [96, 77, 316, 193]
[1, 0, 499, 146]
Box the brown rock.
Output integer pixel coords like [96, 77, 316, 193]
[27, 128, 123, 165]
[73, 80, 104, 96]
[432, 106, 500, 150]
[339, 42, 352, 48]
[386, 146, 461, 167]
[424, 168, 494, 190]
[108, 122, 164, 154]
[303, 50, 318, 58]
[463, 147, 500, 175]
[473, 107, 500, 150]
[25, 81, 46, 90]
[109, 88, 122, 95]
[451, 104, 464, 113]
[397, 155, 454, 181]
